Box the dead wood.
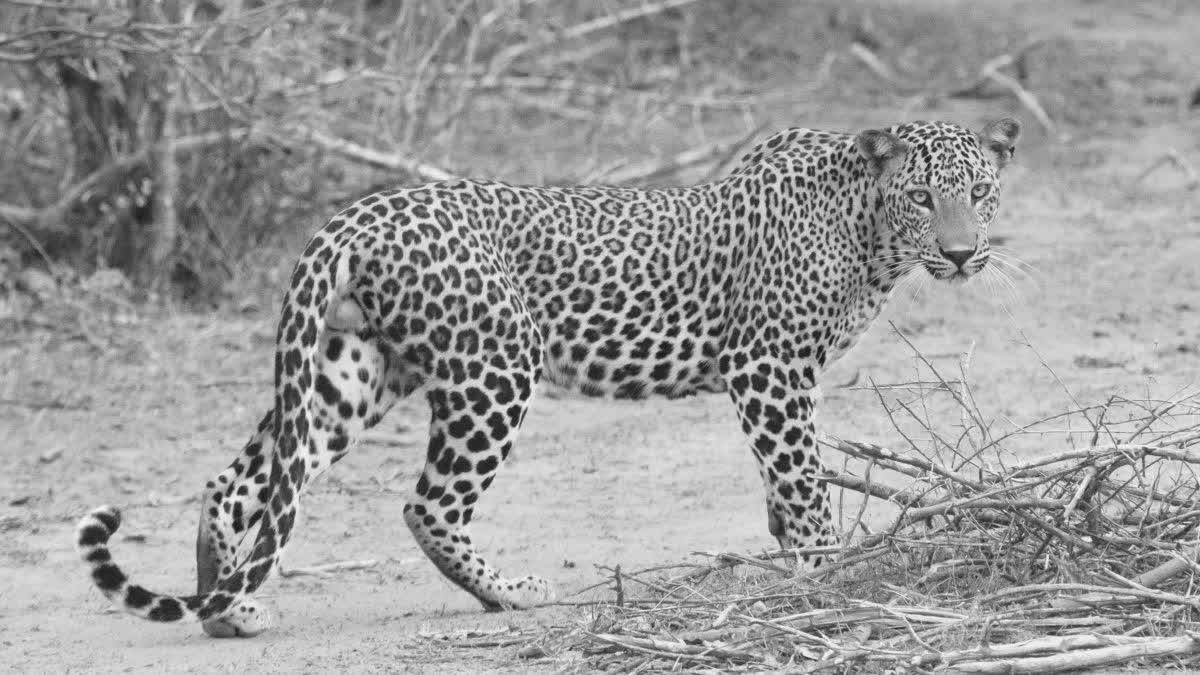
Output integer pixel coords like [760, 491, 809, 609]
[548, 334, 1200, 672]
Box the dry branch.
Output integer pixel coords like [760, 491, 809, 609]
[274, 124, 456, 182]
[1133, 151, 1200, 191]
[947, 40, 1044, 99]
[820, 471, 931, 508]
[945, 40, 1058, 136]
[551, 334, 1200, 672]
[0, 122, 456, 243]
[978, 66, 1057, 137]
[945, 634, 1200, 673]
[848, 42, 910, 91]
[589, 632, 763, 664]
[0, 128, 253, 236]
[279, 559, 379, 578]
[1136, 544, 1200, 588]
[483, 0, 710, 79]
[598, 125, 765, 185]
[847, 38, 1059, 138]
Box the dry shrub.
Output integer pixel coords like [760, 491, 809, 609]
[530, 330, 1200, 672]
[1, 0, 778, 302]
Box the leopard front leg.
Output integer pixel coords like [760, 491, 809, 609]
[721, 354, 836, 567]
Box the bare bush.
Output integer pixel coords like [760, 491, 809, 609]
[525, 329, 1200, 672]
[0, 0, 726, 301]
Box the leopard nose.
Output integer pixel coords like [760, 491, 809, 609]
[940, 247, 974, 270]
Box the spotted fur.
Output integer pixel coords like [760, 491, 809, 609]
[77, 118, 1020, 636]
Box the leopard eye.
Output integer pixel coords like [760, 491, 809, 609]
[970, 183, 992, 201]
[907, 189, 932, 208]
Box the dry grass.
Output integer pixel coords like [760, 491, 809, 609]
[517, 331, 1200, 672]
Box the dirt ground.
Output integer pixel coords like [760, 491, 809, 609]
[3, 2, 1200, 673]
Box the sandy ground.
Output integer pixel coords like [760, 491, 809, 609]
[3, 3, 1200, 672]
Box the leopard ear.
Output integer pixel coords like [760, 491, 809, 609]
[855, 129, 907, 178]
[977, 117, 1021, 169]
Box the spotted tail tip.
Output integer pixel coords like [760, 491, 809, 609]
[77, 505, 122, 553]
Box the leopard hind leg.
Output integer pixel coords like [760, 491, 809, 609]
[400, 321, 555, 610]
[196, 327, 418, 637]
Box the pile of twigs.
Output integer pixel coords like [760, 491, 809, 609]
[542, 340, 1200, 672]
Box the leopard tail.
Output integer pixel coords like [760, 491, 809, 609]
[76, 240, 353, 624]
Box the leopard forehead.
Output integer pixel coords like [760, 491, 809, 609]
[889, 121, 999, 193]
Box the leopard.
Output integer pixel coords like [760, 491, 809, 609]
[76, 117, 1021, 638]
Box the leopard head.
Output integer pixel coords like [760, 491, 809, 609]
[856, 118, 1021, 282]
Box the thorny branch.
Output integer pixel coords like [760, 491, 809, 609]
[537, 334, 1200, 672]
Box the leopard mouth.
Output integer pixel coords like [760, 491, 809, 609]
[923, 263, 974, 283]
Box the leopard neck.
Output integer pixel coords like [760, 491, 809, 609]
[862, 186, 916, 293]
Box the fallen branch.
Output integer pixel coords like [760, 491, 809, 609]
[1133, 151, 1200, 191]
[979, 66, 1057, 137]
[271, 124, 456, 182]
[948, 40, 1044, 99]
[587, 632, 763, 664]
[987, 582, 1200, 610]
[0, 397, 92, 411]
[946, 43, 1057, 137]
[483, 0, 711, 79]
[445, 70, 772, 109]
[848, 41, 916, 93]
[845, 38, 1059, 138]
[1047, 544, 1200, 610]
[279, 559, 379, 578]
[820, 471, 931, 508]
[946, 634, 1200, 673]
[133, 492, 199, 508]
[360, 431, 417, 447]
[918, 633, 1188, 669]
[1136, 544, 1200, 588]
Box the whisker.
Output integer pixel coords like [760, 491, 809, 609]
[980, 269, 1010, 310]
[975, 267, 999, 303]
[989, 250, 1033, 273]
[886, 272, 922, 316]
[866, 251, 920, 267]
[990, 248, 1040, 277]
[986, 251, 1038, 287]
[990, 272, 1018, 311]
[869, 258, 913, 282]
[990, 245, 1033, 264]
[892, 267, 916, 291]
[989, 257, 1037, 291]
[872, 260, 922, 284]
[867, 252, 911, 262]
[985, 265, 1022, 306]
